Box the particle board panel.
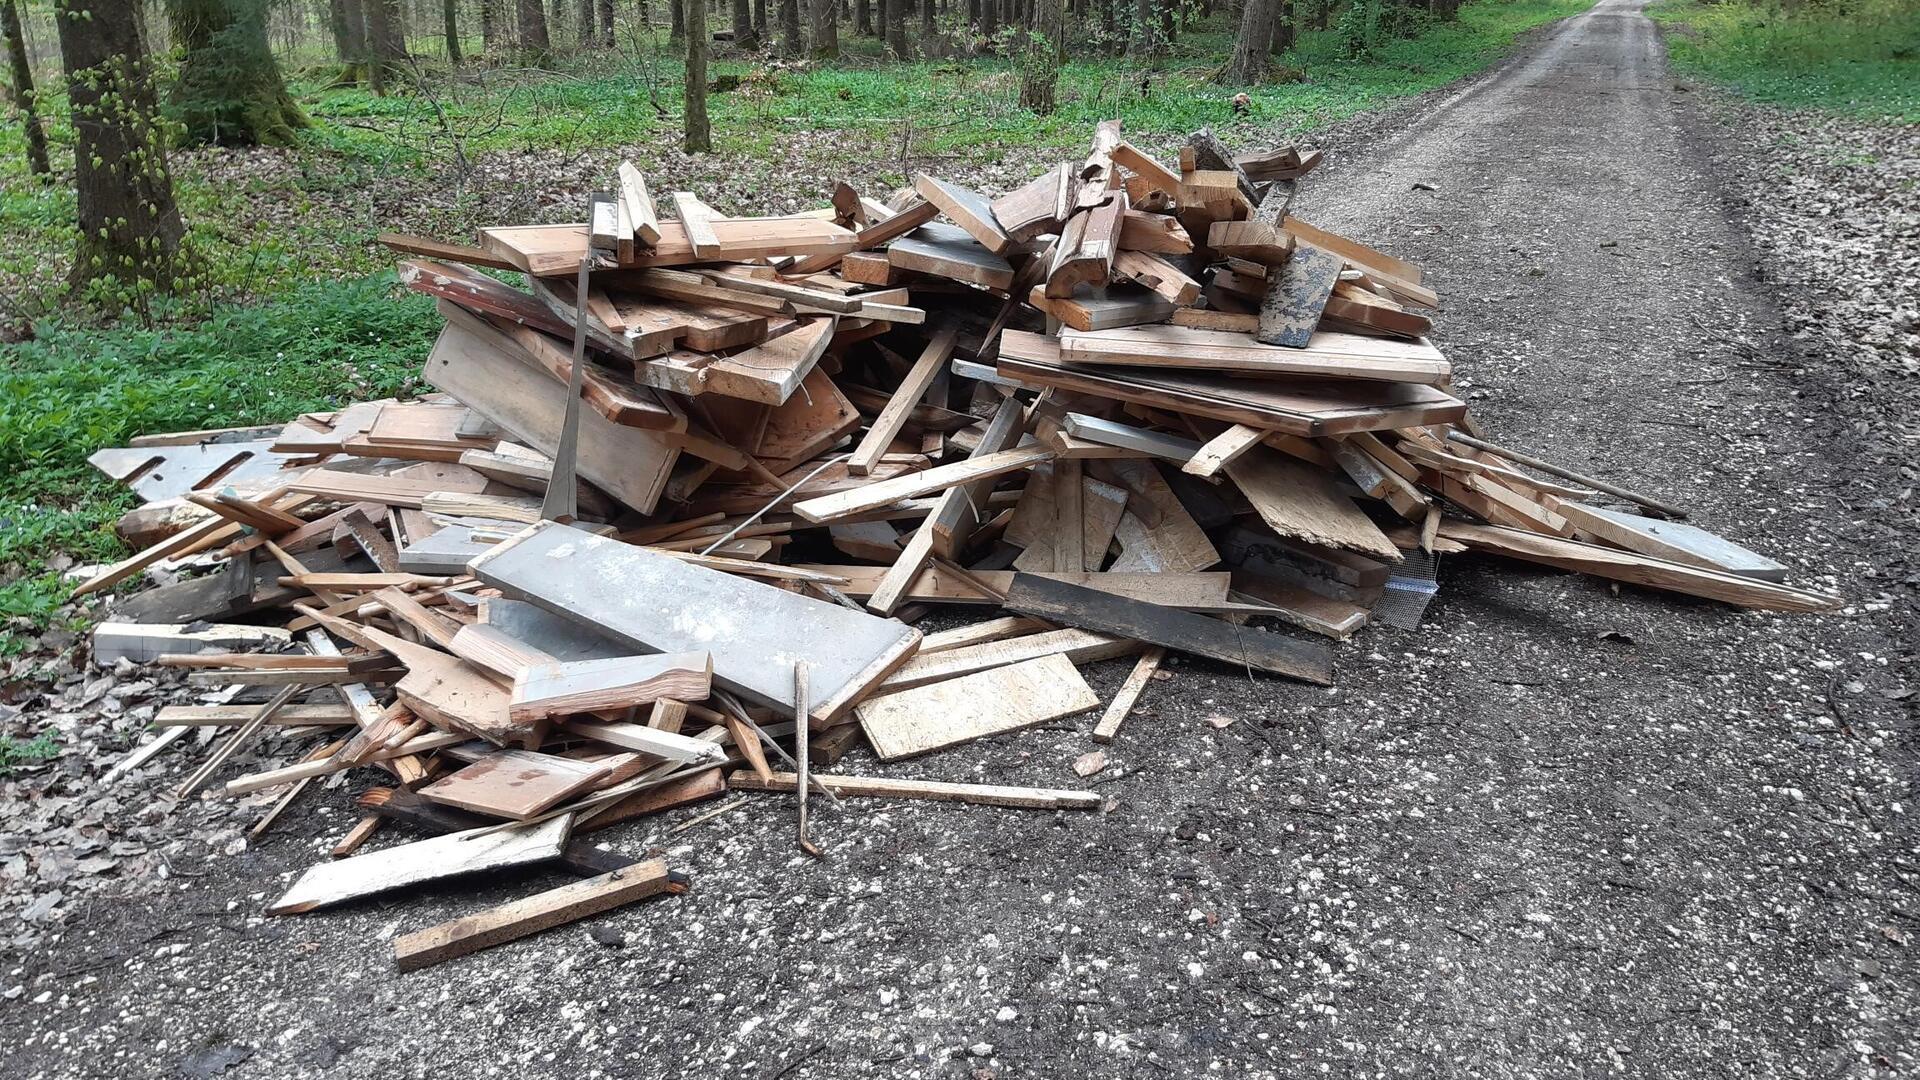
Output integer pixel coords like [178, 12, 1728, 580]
[857, 653, 1098, 761]
[469, 521, 921, 724]
[266, 816, 571, 915]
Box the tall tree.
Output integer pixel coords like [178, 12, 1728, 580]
[668, 0, 682, 39]
[520, 0, 552, 54]
[444, 0, 463, 60]
[54, 0, 188, 297]
[480, 0, 499, 51]
[364, 0, 407, 91]
[1269, 0, 1291, 54]
[732, 0, 756, 48]
[916, 0, 929, 43]
[777, 0, 799, 55]
[1018, 0, 1060, 112]
[327, 0, 367, 76]
[166, 0, 308, 146]
[853, 0, 868, 35]
[2, 0, 50, 177]
[1220, 0, 1270, 83]
[809, 0, 836, 57]
[596, 0, 614, 43]
[683, 0, 709, 151]
[883, 0, 906, 56]
[1126, 0, 1152, 56]
[576, 0, 593, 43]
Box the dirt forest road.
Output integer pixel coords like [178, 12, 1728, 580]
[6, 1, 1916, 1077]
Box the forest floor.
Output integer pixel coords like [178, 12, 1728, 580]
[1, 0, 1914, 1077]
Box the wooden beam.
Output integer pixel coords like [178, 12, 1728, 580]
[847, 323, 961, 475]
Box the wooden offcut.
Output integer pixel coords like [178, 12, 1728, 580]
[857, 653, 1099, 760]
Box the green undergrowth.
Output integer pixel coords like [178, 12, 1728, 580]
[1652, 0, 1919, 119]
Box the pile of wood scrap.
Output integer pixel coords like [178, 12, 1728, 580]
[76, 123, 1838, 968]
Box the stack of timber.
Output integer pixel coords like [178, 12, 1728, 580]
[74, 125, 1837, 968]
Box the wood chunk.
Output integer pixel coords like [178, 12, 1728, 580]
[420, 750, 609, 820]
[1227, 448, 1401, 561]
[1258, 243, 1345, 348]
[1004, 572, 1333, 685]
[1092, 645, 1164, 744]
[1111, 142, 1182, 199]
[914, 173, 1013, 255]
[617, 163, 662, 246]
[634, 318, 836, 406]
[267, 816, 571, 915]
[470, 522, 921, 724]
[1183, 424, 1268, 478]
[670, 191, 720, 257]
[1045, 192, 1126, 299]
[729, 770, 1101, 810]
[1112, 250, 1201, 305]
[992, 163, 1073, 242]
[509, 653, 714, 722]
[393, 858, 682, 972]
[1118, 210, 1193, 254]
[857, 653, 1098, 760]
[561, 716, 729, 764]
[1207, 220, 1294, 265]
[1027, 284, 1175, 332]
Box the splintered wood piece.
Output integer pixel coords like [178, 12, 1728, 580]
[1003, 573, 1333, 685]
[267, 816, 571, 915]
[1112, 250, 1200, 305]
[889, 223, 1015, 290]
[420, 750, 609, 820]
[1258, 242, 1345, 348]
[791, 445, 1057, 524]
[1111, 142, 1181, 198]
[1092, 645, 1164, 744]
[618, 163, 662, 246]
[1118, 210, 1192, 254]
[588, 192, 620, 254]
[866, 525, 935, 617]
[637, 317, 836, 406]
[992, 163, 1073, 242]
[1226, 448, 1401, 562]
[1056, 324, 1451, 385]
[1207, 220, 1294, 265]
[1045, 192, 1126, 299]
[997, 331, 1468, 436]
[509, 652, 714, 722]
[914, 173, 1013, 255]
[670, 192, 720, 257]
[729, 770, 1102, 810]
[393, 858, 682, 972]
[848, 322, 961, 475]
[1006, 463, 1128, 573]
[562, 716, 729, 764]
[1183, 424, 1268, 478]
[918, 616, 1049, 653]
[876, 627, 1135, 693]
[785, 198, 938, 276]
[1105, 459, 1220, 574]
[857, 653, 1099, 761]
[469, 522, 920, 723]
[379, 232, 519, 270]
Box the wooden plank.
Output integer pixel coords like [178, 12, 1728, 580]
[876, 627, 1135, 692]
[484, 218, 857, 276]
[617, 163, 662, 246]
[423, 321, 679, 514]
[991, 164, 1072, 242]
[1183, 424, 1267, 478]
[670, 192, 720, 257]
[563, 716, 729, 764]
[848, 323, 961, 475]
[1046, 192, 1126, 298]
[155, 703, 355, 727]
[730, 770, 1101, 810]
[393, 858, 682, 972]
[998, 331, 1467, 436]
[266, 816, 571, 915]
[1226, 448, 1400, 561]
[1282, 217, 1437, 309]
[1028, 284, 1175, 332]
[784, 198, 938, 276]
[509, 652, 714, 722]
[1112, 250, 1201, 305]
[1257, 242, 1344, 348]
[914, 173, 1013, 255]
[918, 616, 1048, 653]
[857, 654, 1098, 760]
[1104, 459, 1221, 574]
[419, 751, 609, 820]
[378, 232, 518, 270]
[1060, 415, 1200, 462]
[1549, 500, 1787, 580]
[469, 521, 921, 723]
[1057, 323, 1450, 385]
[632, 318, 835, 407]
[1111, 142, 1181, 198]
[1118, 210, 1192, 254]
[792, 445, 1055, 524]
[889, 223, 1014, 290]
[1092, 645, 1164, 743]
[1003, 573, 1333, 685]
[928, 395, 1026, 560]
[804, 565, 1235, 609]
[1006, 462, 1127, 573]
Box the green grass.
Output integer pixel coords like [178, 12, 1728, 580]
[1652, 0, 1920, 119]
[0, 730, 61, 775]
[0, 0, 1595, 659]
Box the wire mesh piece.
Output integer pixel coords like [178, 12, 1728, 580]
[1375, 548, 1440, 631]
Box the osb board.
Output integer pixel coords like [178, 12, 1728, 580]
[857, 653, 1098, 761]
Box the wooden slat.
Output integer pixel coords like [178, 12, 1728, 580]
[729, 770, 1101, 810]
[393, 859, 682, 971]
[857, 654, 1099, 760]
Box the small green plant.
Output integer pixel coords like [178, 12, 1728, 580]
[0, 730, 61, 774]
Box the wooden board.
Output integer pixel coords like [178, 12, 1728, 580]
[729, 770, 1101, 810]
[914, 173, 1013, 255]
[848, 323, 961, 474]
[1104, 459, 1220, 574]
[889, 223, 1015, 290]
[875, 627, 1135, 692]
[509, 652, 713, 722]
[1281, 216, 1436, 308]
[1092, 646, 1163, 743]
[470, 521, 921, 723]
[998, 330, 1466, 436]
[1056, 324, 1450, 385]
[394, 858, 680, 971]
[422, 321, 679, 513]
[482, 218, 858, 275]
[991, 164, 1072, 242]
[1027, 284, 1175, 332]
[801, 565, 1236, 609]
[1006, 464, 1128, 572]
[1549, 500, 1788, 581]
[632, 318, 835, 406]
[1226, 447, 1400, 561]
[266, 816, 571, 915]
[856, 653, 1098, 760]
[791, 445, 1056, 524]
[1003, 573, 1334, 685]
[1257, 242, 1344, 347]
[419, 750, 608, 820]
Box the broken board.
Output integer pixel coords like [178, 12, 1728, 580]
[856, 653, 1098, 760]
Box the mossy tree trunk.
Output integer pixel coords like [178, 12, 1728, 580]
[596, 0, 613, 44]
[3, 0, 50, 177]
[364, 0, 406, 91]
[54, 0, 189, 298]
[668, 0, 682, 41]
[443, 0, 462, 61]
[683, 0, 710, 151]
[1220, 0, 1271, 83]
[520, 0, 552, 55]
[810, 0, 836, 58]
[166, 0, 308, 145]
[732, 0, 757, 48]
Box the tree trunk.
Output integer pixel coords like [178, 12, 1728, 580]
[576, 0, 592, 44]
[54, 0, 188, 298]
[684, 0, 710, 151]
[777, 0, 799, 55]
[1126, 0, 1152, 57]
[916, 0, 929, 45]
[166, 0, 308, 145]
[732, 0, 756, 46]
[363, 0, 406, 90]
[668, 0, 682, 38]
[2, 0, 50, 177]
[1219, 0, 1268, 82]
[480, 0, 499, 50]
[883, 0, 906, 56]
[443, 0, 462, 59]
[596, 0, 613, 42]
[637, 0, 649, 28]
[520, 0, 552, 53]
[753, 0, 766, 37]
[1018, 0, 1060, 113]
[1269, 0, 1290, 54]
[854, 0, 869, 34]
[810, 0, 836, 57]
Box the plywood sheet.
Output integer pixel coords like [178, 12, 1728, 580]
[857, 654, 1098, 760]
